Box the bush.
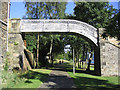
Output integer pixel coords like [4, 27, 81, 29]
[4, 58, 8, 71]
[1, 71, 25, 88]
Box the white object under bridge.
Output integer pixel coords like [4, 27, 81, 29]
[20, 19, 98, 46]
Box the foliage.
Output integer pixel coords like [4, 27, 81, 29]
[12, 69, 51, 88]
[54, 53, 64, 60]
[1, 71, 25, 88]
[39, 34, 65, 66]
[25, 34, 37, 53]
[105, 10, 120, 39]
[23, 1, 67, 66]
[72, 2, 120, 40]
[4, 58, 8, 71]
[23, 1, 67, 19]
[14, 42, 18, 45]
[4, 52, 11, 71]
[74, 2, 116, 28]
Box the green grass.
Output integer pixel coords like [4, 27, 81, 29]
[68, 72, 119, 89]
[1, 71, 25, 89]
[53, 59, 70, 65]
[12, 69, 51, 88]
[63, 62, 120, 89]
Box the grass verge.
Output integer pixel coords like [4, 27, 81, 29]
[64, 62, 120, 89]
[10, 69, 51, 88]
[68, 72, 119, 89]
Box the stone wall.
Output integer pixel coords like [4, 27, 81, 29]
[99, 28, 120, 76]
[0, 21, 7, 70]
[100, 41, 119, 76]
[0, 1, 8, 89]
[0, 2, 8, 23]
[0, 1, 8, 70]
[8, 19, 24, 70]
[8, 19, 32, 71]
[8, 34, 24, 70]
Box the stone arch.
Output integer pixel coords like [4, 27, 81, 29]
[20, 19, 98, 46]
[9, 19, 101, 75]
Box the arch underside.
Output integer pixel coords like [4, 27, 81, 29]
[20, 19, 98, 46]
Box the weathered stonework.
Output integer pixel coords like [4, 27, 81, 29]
[99, 28, 120, 76]
[8, 34, 24, 70]
[101, 41, 119, 76]
[0, 1, 8, 70]
[0, 1, 9, 89]
[0, 21, 7, 70]
[20, 19, 98, 46]
[9, 19, 21, 34]
[0, 2, 8, 23]
[8, 19, 23, 70]
[8, 19, 32, 71]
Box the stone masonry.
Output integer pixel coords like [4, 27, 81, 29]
[8, 19, 24, 70]
[99, 28, 120, 76]
[0, 1, 9, 89]
[0, 1, 8, 70]
[0, 20, 7, 70]
[8, 19, 32, 71]
[8, 19, 120, 76]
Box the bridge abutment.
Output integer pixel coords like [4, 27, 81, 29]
[99, 28, 120, 76]
[8, 19, 24, 70]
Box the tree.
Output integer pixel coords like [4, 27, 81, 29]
[74, 2, 116, 28]
[23, 1, 67, 19]
[48, 34, 64, 66]
[86, 45, 94, 71]
[73, 2, 120, 40]
[25, 34, 37, 53]
[37, 34, 65, 66]
[23, 1, 67, 67]
[63, 35, 89, 68]
[105, 8, 120, 40]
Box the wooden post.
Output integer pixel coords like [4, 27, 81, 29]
[73, 48, 75, 74]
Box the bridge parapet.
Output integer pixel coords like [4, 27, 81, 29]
[8, 19, 21, 34]
[20, 19, 98, 46]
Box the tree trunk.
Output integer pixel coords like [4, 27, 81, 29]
[82, 44, 85, 68]
[73, 48, 75, 74]
[36, 33, 39, 68]
[50, 39, 53, 65]
[77, 53, 80, 68]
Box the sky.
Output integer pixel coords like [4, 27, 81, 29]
[10, 1, 119, 19]
[10, 2, 75, 19]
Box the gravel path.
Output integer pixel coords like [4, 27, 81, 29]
[38, 64, 76, 89]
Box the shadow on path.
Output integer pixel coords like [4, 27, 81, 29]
[38, 64, 76, 89]
[39, 63, 120, 89]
